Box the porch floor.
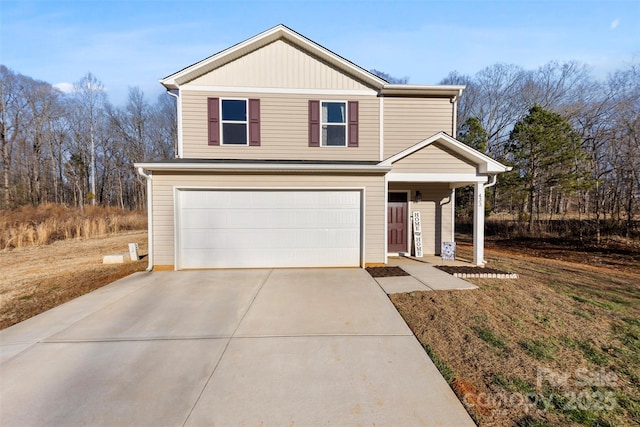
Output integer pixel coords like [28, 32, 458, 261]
[387, 255, 473, 267]
[376, 256, 477, 294]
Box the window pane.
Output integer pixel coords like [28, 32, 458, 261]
[322, 102, 346, 123]
[322, 125, 346, 146]
[222, 99, 246, 121]
[223, 123, 247, 144]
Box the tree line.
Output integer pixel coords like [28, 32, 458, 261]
[2, 60, 638, 241]
[0, 67, 175, 210]
[442, 60, 639, 240]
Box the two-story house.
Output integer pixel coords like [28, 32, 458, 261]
[135, 25, 509, 270]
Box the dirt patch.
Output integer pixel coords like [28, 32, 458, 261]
[435, 265, 513, 275]
[365, 266, 410, 277]
[485, 236, 640, 274]
[391, 240, 640, 426]
[0, 231, 147, 329]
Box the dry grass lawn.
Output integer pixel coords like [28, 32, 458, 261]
[391, 239, 640, 426]
[0, 231, 148, 329]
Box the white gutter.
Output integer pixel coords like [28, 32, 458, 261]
[380, 84, 466, 97]
[133, 162, 391, 173]
[136, 167, 153, 271]
[166, 90, 181, 158]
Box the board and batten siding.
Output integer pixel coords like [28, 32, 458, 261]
[189, 39, 373, 91]
[389, 183, 453, 255]
[383, 97, 453, 159]
[151, 172, 386, 268]
[391, 142, 477, 174]
[181, 90, 379, 160]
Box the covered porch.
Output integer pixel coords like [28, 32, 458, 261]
[385, 179, 493, 266]
[380, 132, 510, 267]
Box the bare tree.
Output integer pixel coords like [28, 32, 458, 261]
[0, 66, 28, 207]
[73, 73, 106, 205]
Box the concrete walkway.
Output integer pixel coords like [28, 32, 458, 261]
[376, 258, 478, 294]
[0, 269, 474, 426]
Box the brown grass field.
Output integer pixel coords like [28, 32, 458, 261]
[0, 231, 147, 329]
[0, 203, 147, 249]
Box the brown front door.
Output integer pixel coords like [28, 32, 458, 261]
[388, 193, 408, 253]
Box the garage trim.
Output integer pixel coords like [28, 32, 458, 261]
[173, 186, 366, 270]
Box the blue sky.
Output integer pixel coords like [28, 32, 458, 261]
[2, 0, 638, 105]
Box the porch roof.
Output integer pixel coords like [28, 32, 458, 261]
[381, 132, 511, 175]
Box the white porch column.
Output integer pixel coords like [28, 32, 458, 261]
[450, 188, 456, 242]
[473, 181, 485, 265]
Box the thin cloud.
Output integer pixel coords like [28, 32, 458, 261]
[610, 19, 620, 29]
[53, 82, 74, 93]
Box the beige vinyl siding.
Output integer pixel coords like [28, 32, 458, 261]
[181, 90, 379, 160]
[151, 172, 386, 267]
[189, 40, 373, 90]
[391, 142, 477, 174]
[383, 97, 453, 159]
[389, 183, 453, 255]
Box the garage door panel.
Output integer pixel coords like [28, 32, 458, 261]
[181, 247, 360, 269]
[182, 209, 359, 230]
[178, 190, 361, 269]
[181, 228, 360, 250]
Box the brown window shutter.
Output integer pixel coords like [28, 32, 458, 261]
[207, 97, 220, 146]
[308, 100, 320, 147]
[348, 101, 359, 147]
[249, 99, 260, 146]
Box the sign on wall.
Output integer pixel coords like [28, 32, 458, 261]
[412, 211, 423, 258]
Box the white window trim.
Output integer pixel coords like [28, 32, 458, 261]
[320, 100, 348, 148]
[220, 97, 249, 146]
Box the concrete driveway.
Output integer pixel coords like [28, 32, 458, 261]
[0, 269, 474, 426]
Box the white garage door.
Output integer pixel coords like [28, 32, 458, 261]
[177, 190, 362, 269]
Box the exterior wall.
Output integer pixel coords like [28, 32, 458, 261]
[151, 172, 386, 268]
[189, 40, 373, 90]
[181, 90, 380, 160]
[391, 142, 477, 174]
[383, 97, 453, 159]
[389, 182, 453, 255]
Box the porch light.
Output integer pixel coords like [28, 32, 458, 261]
[415, 191, 422, 202]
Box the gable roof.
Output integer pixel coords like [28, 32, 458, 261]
[160, 24, 465, 97]
[381, 132, 511, 174]
[161, 24, 386, 90]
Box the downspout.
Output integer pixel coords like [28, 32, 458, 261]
[166, 90, 180, 158]
[484, 174, 497, 190]
[451, 95, 458, 138]
[451, 88, 462, 138]
[137, 167, 153, 271]
[440, 192, 454, 244]
[478, 174, 497, 265]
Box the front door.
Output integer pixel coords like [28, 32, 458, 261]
[387, 192, 408, 253]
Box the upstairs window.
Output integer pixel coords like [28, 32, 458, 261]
[309, 100, 358, 148]
[221, 99, 247, 145]
[321, 101, 347, 147]
[208, 98, 260, 146]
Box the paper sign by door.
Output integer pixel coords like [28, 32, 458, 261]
[441, 242, 456, 261]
